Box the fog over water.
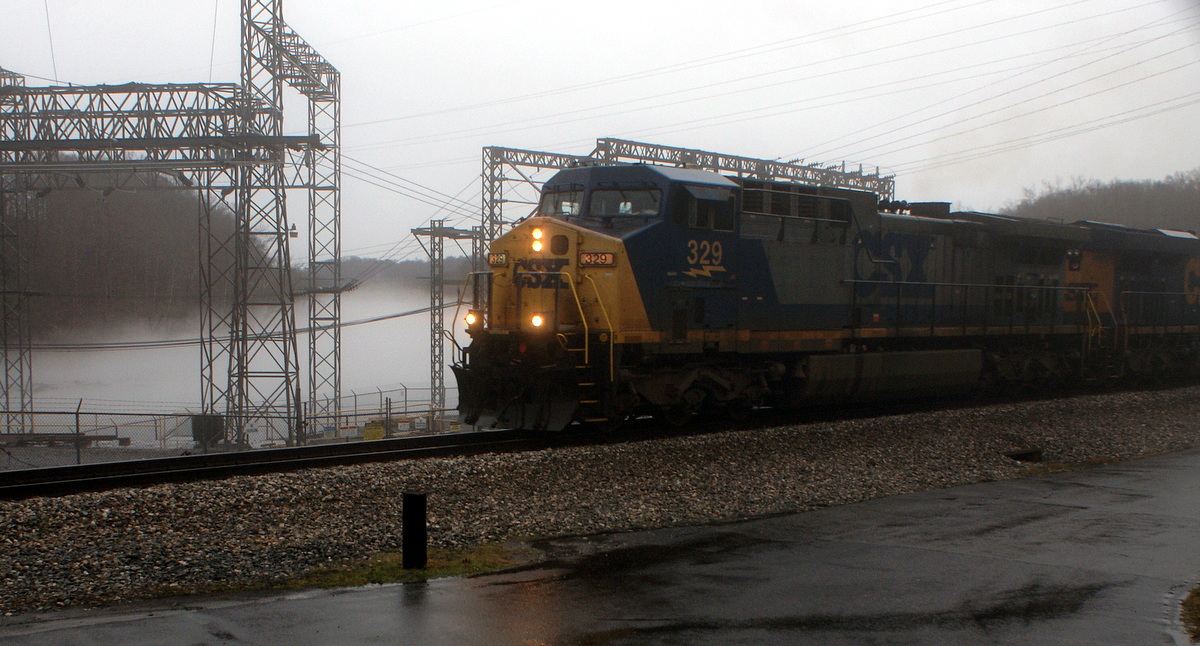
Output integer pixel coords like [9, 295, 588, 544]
[32, 286, 460, 413]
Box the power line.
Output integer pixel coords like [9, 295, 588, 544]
[612, 31, 1163, 152]
[30, 303, 457, 352]
[849, 46, 1199, 164]
[208, 0, 220, 83]
[344, 0, 988, 128]
[892, 91, 1200, 175]
[42, 0, 59, 83]
[341, 166, 474, 219]
[795, 5, 1198, 161]
[343, 155, 478, 213]
[352, 0, 1115, 151]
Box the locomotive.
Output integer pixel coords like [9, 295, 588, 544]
[452, 164, 1200, 431]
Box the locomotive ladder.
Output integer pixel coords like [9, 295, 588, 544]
[1082, 290, 1123, 380]
[555, 273, 615, 425]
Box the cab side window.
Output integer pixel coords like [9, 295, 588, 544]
[675, 185, 735, 232]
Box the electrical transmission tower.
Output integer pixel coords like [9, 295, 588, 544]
[412, 220, 477, 421]
[0, 68, 34, 431]
[0, 1, 341, 444]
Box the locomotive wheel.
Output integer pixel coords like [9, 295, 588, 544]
[655, 404, 694, 427]
[655, 387, 705, 427]
[723, 397, 754, 421]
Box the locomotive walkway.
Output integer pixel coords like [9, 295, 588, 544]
[3, 445, 1199, 644]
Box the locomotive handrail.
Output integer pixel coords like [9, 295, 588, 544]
[842, 279, 1088, 291]
[583, 274, 616, 382]
[844, 279, 1098, 338]
[454, 271, 494, 329]
[1118, 289, 1199, 337]
[451, 271, 495, 364]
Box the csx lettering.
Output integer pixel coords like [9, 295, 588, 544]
[517, 258, 569, 289]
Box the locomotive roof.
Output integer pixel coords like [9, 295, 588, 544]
[881, 208, 1200, 253]
[545, 164, 739, 188]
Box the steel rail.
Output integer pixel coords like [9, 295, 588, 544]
[0, 428, 539, 500]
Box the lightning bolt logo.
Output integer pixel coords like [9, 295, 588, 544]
[683, 264, 727, 278]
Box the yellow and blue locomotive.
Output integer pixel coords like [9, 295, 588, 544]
[453, 164, 1200, 431]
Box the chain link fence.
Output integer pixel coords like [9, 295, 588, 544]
[0, 385, 463, 471]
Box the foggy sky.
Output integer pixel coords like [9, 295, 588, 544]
[3, 0, 1199, 260]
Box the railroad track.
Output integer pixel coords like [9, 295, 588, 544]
[4, 381, 1186, 501]
[0, 428, 543, 500]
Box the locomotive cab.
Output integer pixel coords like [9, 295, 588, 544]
[453, 165, 738, 430]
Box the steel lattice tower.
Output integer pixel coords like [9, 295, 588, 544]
[413, 221, 477, 420]
[0, 1, 340, 444]
[0, 68, 32, 429]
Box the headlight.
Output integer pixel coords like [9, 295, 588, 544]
[532, 240, 543, 252]
[531, 314, 544, 328]
[532, 228, 543, 240]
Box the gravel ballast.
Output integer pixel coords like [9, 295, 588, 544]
[3, 386, 1200, 615]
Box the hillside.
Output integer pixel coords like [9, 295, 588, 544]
[25, 181, 226, 337]
[1001, 169, 1200, 231]
[20, 179, 468, 338]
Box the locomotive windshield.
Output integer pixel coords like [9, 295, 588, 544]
[538, 188, 584, 217]
[589, 188, 661, 217]
[539, 185, 663, 231]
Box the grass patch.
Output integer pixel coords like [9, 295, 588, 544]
[1182, 586, 1200, 642]
[140, 544, 532, 604]
[280, 544, 526, 589]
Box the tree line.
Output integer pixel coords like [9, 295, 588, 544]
[1001, 169, 1200, 231]
[19, 180, 467, 340]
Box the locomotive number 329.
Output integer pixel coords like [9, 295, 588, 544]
[687, 239, 723, 265]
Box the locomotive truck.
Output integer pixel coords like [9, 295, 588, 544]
[452, 164, 1200, 431]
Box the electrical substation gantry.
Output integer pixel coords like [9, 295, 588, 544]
[0, 0, 342, 445]
[412, 220, 478, 421]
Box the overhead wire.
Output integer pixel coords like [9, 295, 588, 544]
[891, 91, 1200, 175]
[793, 5, 1199, 161]
[345, 0, 993, 128]
[817, 17, 1200, 163]
[844, 44, 1200, 164]
[208, 0, 220, 83]
[343, 154, 478, 214]
[41, 0, 59, 83]
[350, 0, 1119, 151]
[31, 303, 458, 352]
[612, 28, 1170, 151]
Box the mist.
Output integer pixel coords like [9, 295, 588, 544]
[31, 285, 458, 413]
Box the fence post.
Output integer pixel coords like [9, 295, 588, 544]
[74, 400, 83, 465]
[402, 492, 428, 569]
[385, 397, 392, 438]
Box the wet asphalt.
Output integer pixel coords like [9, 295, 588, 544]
[4, 447, 1200, 645]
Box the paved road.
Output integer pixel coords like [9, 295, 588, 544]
[4, 447, 1200, 645]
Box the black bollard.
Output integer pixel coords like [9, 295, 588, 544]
[402, 492, 428, 570]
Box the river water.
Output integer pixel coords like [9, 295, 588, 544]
[32, 287, 462, 414]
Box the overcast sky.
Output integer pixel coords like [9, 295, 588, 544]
[3, 0, 1199, 262]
